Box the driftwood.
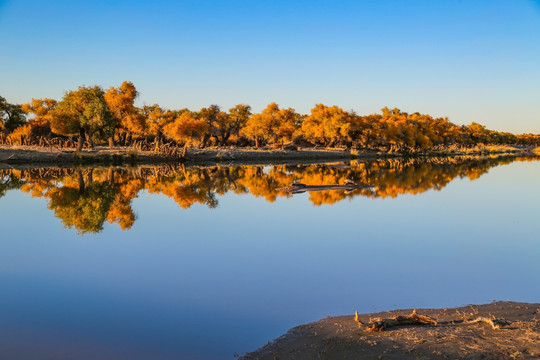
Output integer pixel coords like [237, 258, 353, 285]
[354, 311, 512, 332]
[355, 310, 438, 332]
[466, 317, 510, 330]
[277, 183, 373, 194]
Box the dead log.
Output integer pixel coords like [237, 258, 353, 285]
[355, 310, 437, 332]
[278, 183, 373, 194]
[466, 317, 510, 330]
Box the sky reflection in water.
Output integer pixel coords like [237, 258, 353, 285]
[0, 155, 539, 359]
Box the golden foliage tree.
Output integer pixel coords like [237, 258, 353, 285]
[241, 102, 301, 147]
[226, 104, 252, 144]
[163, 111, 209, 156]
[302, 104, 355, 146]
[104, 81, 146, 146]
[50, 86, 115, 151]
[19, 98, 57, 138]
[197, 105, 230, 147]
[142, 104, 177, 149]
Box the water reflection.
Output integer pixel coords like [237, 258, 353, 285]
[1, 154, 537, 234]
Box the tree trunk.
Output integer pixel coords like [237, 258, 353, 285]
[201, 134, 210, 148]
[77, 128, 85, 151]
[154, 132, 162, 152]
[77, 170, 85, 194]
[85, 132, 94, 149]
[181, 144, 188, 159]
[221, 132, 231, 146]
[120, 132, 127, 146]
[86, 169, 93, 185]
[108, 136, 115, 148]
[108, 168, 115, 183]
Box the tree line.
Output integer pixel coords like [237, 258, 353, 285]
[1, 81, 539, 153]
[1, 155, 536, 233]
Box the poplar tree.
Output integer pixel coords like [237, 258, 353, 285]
[50, 86, 114, 151]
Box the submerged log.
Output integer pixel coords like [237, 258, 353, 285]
[277, 183, 374, 194]
[355, 310, 438, 332]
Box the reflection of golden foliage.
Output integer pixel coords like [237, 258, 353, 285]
[107, 197, 136, 230]
[1, 155, 536, 233]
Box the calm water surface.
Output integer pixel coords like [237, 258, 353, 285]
[0, 156, 539, 359]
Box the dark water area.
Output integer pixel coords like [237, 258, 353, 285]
[0, 155, 539, 359]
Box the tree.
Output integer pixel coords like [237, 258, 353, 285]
[466, 122, 490, 144]
[20, 98, 57, 137]
[0, 96, 26, 132]
[21, 98, 57, 119]
[227, 104, 252, 142]
[142, 104, 177, 149]
[241, 102, 301, 147]
[163, 111, 209, 156]
[198, 104, 229, 147]
[206, 104, 252, 146]
[302, 104, 354, 146]
[104, 81, 146, 146]
[50, 86, 115, 151]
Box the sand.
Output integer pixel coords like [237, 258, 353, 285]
[241, 301, 540, 360]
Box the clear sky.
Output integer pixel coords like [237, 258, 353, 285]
[1, 0, 539, 133]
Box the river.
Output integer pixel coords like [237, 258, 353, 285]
[0, 155, 538, 359]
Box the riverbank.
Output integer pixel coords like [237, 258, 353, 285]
[0, 144, 534, 165]
[0, 145, 353, 165]
[241, 301, 540, 360]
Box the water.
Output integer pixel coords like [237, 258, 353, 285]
[0, 155, 539, 359]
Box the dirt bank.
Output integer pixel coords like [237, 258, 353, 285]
[0, 145, 533, 166]
[0, 145, 355, 165]
[241, 301, 540, 360]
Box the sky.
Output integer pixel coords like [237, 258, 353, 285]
[1, 0, 539, 133]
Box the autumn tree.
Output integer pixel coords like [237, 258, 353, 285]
[142, 104, 177, 149]
[226, 104, 252, 144]
[163, 111, 209, 156]
[50, 86, 115, 151]
[5, 80, 537, 151]
[20, 98, 57, 137]
[202, 104, 253, 146]
[104, 81, 146, 146]
[0, 96, 26, 132]
[241, 102, 301, 147]
[465, 122, 490, 144]
[197, 105, 230, 147]
[302, 104, 355, 146]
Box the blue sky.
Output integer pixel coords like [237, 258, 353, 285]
[1, 0, 539, 133]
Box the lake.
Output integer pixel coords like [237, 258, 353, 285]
[0, 155, 539, 359]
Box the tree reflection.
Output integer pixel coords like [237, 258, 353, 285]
[47, 170, 115, 234]
[0, 154, 537, 233]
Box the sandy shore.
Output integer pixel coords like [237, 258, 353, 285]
[241, 301, 540, 360]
